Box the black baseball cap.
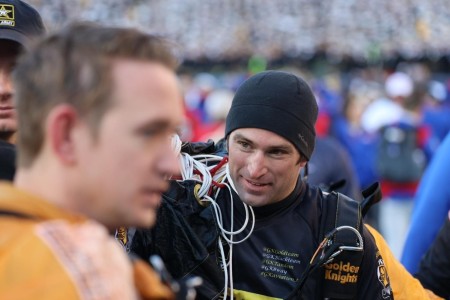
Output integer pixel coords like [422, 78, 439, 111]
[0, 0, 45, 47]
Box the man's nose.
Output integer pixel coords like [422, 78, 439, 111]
[159, 137, 181, 178]
[0, 69, 13, 102]
[247, 151, 267, 178]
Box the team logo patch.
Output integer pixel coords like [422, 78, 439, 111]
[376, 251, 392, 299]
[0, 4, 15, 27]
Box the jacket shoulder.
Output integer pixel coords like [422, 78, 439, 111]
[0, 220, 137, 299]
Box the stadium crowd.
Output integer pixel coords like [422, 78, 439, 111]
[28, 0, 450, 62]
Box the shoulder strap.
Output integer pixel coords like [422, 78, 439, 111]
[287, 183, 383, 299]
[360, 182, 382, 217]
[320, 192, 364, 299]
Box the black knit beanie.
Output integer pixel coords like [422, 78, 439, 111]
[225, 70, 318, 160]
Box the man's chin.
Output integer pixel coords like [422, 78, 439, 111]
[240, 194, 267, 207]
[133, 213, 157, 229]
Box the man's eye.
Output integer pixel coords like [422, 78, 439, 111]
[269, 149, 289, 158]
[237, 141, 250, 148]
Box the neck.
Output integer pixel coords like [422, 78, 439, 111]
[14, 160, 79, 216]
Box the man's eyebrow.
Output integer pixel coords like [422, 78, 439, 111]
[267, 145, 293, 152]
[233, 134, 259, 148]
[233, 133, 293, 151]
[232, 133, 252, 143]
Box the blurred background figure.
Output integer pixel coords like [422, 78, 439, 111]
[422, 79, 450, 151]
[326, 75, 382, 227]
[307, 82, 362, 200]
[369, 71, 430, 258]
[196, 88, 234, 142]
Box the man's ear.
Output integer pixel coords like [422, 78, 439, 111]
[45, 104, 80, 165]
[299, 160, 307, 169]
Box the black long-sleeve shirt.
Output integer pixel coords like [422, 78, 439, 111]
[217, 180, 392, 299]
[131, 179, 393, 299]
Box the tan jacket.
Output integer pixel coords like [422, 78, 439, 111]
[0, 183, 173, 300]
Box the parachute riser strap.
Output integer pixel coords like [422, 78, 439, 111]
[322, 192, 364, 299]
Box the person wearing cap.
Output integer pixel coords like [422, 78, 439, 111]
[0, 22, 185, 299]
[0, 0, 45, 181]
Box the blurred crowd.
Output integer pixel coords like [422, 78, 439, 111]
[178, 62, 450, 263]
[28, 0, 450, 62]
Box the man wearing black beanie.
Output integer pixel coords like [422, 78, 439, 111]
[221, 71, 392, 298]
[129, 70, 397, 299]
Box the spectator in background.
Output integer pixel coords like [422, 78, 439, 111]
[182, 72, 219, 141]
[360, 72, 409, 134]
[196, 88, 234, 142]
[331, 78, 381, 192]
[0, 22, 183, 299]
[308, 111, 362, 200]
[368, 72, 429, 258]
[329, 78, 381, 227]
[422, 79, 450, 150]
[0, 0, 46, 180]
[402, 131, 450, 275]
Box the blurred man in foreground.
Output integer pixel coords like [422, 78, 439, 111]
[0, 22, 184, 299]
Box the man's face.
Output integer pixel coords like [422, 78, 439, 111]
[75, 60, 183, 230]
[228, 128, 306, 207]
[0, 40, 21, 139]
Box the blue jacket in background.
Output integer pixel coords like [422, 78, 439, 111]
[401, 132, 450, 274]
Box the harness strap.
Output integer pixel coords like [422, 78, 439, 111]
[322, 192, 363, 299]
